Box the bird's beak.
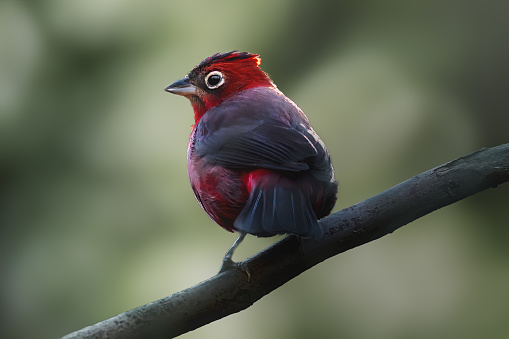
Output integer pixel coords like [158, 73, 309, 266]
[165, 76, 197, 96]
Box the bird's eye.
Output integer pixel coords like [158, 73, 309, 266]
[205, 71, 225, 89]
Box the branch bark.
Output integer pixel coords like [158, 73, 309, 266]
[61, 144, 509, 339]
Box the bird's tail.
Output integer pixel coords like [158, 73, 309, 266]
[234, 179, 322, 239]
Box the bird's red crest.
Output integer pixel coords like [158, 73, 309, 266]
[193, 51, 262, 73]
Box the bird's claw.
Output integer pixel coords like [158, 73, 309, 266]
[219, 257, 237, 273]
[218, 258, 251, 282]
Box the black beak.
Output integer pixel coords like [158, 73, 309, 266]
[165, 76, 197, 96]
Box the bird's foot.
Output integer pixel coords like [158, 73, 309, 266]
[218, 258, 251, 282]
[219, 257, 237, 273]
[217, 232, 250, 281]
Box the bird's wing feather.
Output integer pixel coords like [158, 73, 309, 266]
[193, 87, 334, 180]
[195, 120, 317, 171]
[192, 86, 321, 171]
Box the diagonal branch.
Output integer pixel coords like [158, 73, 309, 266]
[61, 144, 509, 339]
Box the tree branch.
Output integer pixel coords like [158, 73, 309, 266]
[61, 144, 509, 339]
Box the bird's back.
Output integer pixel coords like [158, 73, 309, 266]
[189, 87, 337, 237]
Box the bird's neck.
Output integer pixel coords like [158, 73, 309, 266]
[191, 83, 276, 124]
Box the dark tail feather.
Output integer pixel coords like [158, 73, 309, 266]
[234, 184, 321, 238]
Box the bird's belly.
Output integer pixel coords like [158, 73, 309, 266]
[187, 156, 248, 231]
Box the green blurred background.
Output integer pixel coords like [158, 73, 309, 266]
[1, 1, 508, 338]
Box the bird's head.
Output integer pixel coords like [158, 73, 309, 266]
[165, 51, 274, 123]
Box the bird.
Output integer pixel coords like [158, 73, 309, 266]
[165, 51, 338, 272]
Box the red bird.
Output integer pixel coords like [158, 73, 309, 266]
[165, 51, 338, 270]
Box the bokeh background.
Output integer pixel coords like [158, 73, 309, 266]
[1, 1, 508, 338]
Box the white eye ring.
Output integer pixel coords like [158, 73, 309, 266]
[205, 71, 225, 89]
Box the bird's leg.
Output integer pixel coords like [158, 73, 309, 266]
[219, 232, 246, 273]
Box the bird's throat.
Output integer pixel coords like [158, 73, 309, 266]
[190, 97, 207, 123]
